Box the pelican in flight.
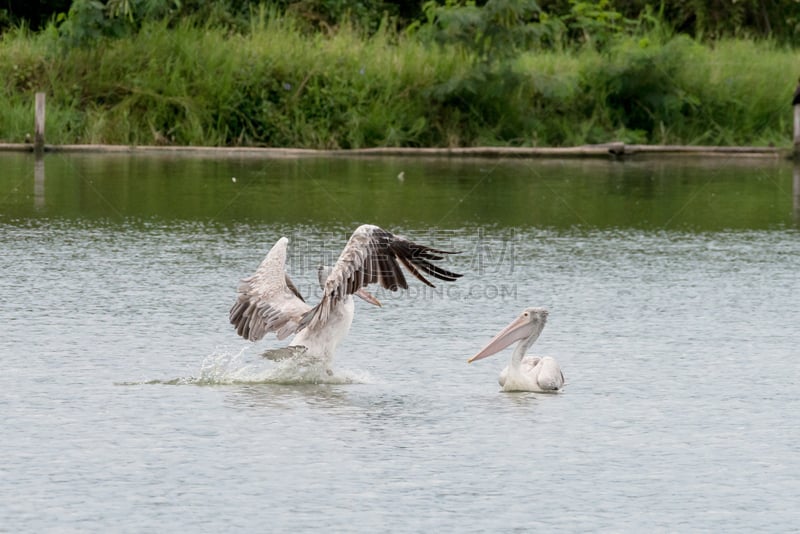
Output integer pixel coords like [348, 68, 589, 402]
[467, 307, 564, 392]
[229, 224, 462, 369]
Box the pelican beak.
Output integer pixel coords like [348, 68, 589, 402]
[467, 314, 533, 363]
[355, 287, 382, 307]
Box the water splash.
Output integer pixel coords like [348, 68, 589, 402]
[121, 346, 376, 386]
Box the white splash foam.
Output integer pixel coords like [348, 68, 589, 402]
[191, 346, 376, 385]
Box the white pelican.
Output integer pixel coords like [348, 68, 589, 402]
[229, 224, 462, 369]
[467, 307, 565, 392]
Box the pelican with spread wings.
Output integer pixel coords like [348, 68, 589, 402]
[230, 224, 462, 367]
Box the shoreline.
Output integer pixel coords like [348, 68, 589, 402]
[0, 142, 789, 159]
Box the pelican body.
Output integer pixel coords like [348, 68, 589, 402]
[229, 224, 462, 368]
[468, 307, 565, 392]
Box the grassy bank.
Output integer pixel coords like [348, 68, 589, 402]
[0, 12, 798, 149]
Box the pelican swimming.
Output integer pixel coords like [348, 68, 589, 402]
[229, 224, 462, 369]
[467, 307, 565, 392]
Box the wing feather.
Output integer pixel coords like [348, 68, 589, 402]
[299, 224, 462, 330]
[229, 237, 312, 341]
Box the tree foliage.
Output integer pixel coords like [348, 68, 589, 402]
[417, 0, 561, 63]
[2, 0, 799, 44]
[1, 0, 797, 149]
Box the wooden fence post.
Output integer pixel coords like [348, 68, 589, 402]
[794, 106, 800, 156]
[35, 92, 46, 154]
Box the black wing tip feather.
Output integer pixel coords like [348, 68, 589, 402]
[416, 260, 463, 282]
[397, 255, 435, 288]
[229, 302, 256, 341]
[387, 238, 463, 288]
[417, 247, 462, 260]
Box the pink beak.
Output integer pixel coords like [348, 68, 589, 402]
[355, 287, 382, 307]
[467, 314, 534, 363]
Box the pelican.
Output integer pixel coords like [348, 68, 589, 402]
[467, 307, 565, 392]
[229, 224, 462, 369]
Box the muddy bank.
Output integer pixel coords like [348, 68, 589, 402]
[0, 142, 788, 159]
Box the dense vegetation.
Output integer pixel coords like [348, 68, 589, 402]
[1, 0, 799, 148]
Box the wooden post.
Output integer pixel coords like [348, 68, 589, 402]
[35, 92, 46, 154]
[794, 164, 800, 224]
[795, 106, 800, 156]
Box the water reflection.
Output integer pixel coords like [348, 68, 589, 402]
[34, 156, 45, 210]
[0, 152, 797, 230]
[794, 163, 800, 223]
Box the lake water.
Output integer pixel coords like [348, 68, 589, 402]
[1, 152, 799, 531]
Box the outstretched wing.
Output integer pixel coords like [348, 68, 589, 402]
[229, 237, 312, 341]
[300, 224, 462, 330]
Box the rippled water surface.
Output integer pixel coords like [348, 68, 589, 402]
[2, 153, 799, 531]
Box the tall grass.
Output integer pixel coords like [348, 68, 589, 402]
[0, 13, 798, 148]
[514, 36, 797, 147]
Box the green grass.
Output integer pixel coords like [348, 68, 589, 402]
[0, 13, 798, 148]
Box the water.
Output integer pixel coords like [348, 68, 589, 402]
[1, 153, 799, 531]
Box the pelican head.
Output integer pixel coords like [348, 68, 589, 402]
[467, 307, 548, 363]
[317, 265, 381, 307]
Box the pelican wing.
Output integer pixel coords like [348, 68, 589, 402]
[229, 237, 312, 341]
[498, 358, 542, 387]
[535, 356, 565, 391]
[300, 224, 462, 330]
[498, 357, 565, 391]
